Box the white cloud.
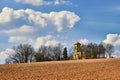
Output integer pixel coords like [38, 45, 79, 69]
[0, 49, 15, 64]
[1, 25, 35, 44]
[103, 34, 120, 46]
[26, 9, 48, 27]
[15, 0, 72, 6]
[1, 25, 36, 36]
[8, 34, 65, 49]
[112, 50, 120, 58]
[15, 0, 51, 6]
[8, 36, 34, 44]
[54, 0, 72, 5]
[0, 7, 79, 49]
[0, 7, 80, 32]
[0, 7, 14, 23]
[49, 11, 80, 32]
[79, 39, 89, 45]
[45, 40, 59, 47]
[34, 35, 60, 49]
[0, 48, 16, 55]
[54, 0, 60, 5]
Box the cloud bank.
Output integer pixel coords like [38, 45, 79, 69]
[0, 7, 80, 49]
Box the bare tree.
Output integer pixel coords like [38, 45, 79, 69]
[81, 43, 105, 59]
[67, 46, 74, 60]
[104, 43, 114, 58]
[35, 46, 52, 62]
[6, 44, 35, 64]
[98, 43, 105, 58]
[35, 44, 63, 61]
[52, 44, 63, 60]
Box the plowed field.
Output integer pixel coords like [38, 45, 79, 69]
[0, 58, 120, 80]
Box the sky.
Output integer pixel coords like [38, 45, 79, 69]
[0, 0, 120, 63]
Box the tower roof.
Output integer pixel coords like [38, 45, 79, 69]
[74, 42, 81, 45]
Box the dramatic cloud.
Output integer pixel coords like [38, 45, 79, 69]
[15, 0, 72, 6]
[0, 7, 80, 32]
[0, 7, 79, 49]
[103, 34, 120, 46]
[49, 11, 80, 32]
[79, 39, 89, 45]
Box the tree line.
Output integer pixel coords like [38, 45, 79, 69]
[5, 42, 114, 64]
[80, 43, 114, 59]
[5, 43, 68, 64]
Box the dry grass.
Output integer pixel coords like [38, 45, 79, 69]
[0, 58, 120, 80]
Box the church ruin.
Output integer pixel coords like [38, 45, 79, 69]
[73, 42, 86, 60]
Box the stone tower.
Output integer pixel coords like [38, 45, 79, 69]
[73, 42, 82, 60]
[73, 42, 86, 59]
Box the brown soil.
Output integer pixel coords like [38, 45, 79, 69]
[0, 58, 120, 80]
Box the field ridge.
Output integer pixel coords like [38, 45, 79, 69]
[0, 58, 120, 80]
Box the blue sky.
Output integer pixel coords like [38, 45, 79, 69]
[0, 0, 120, 61]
